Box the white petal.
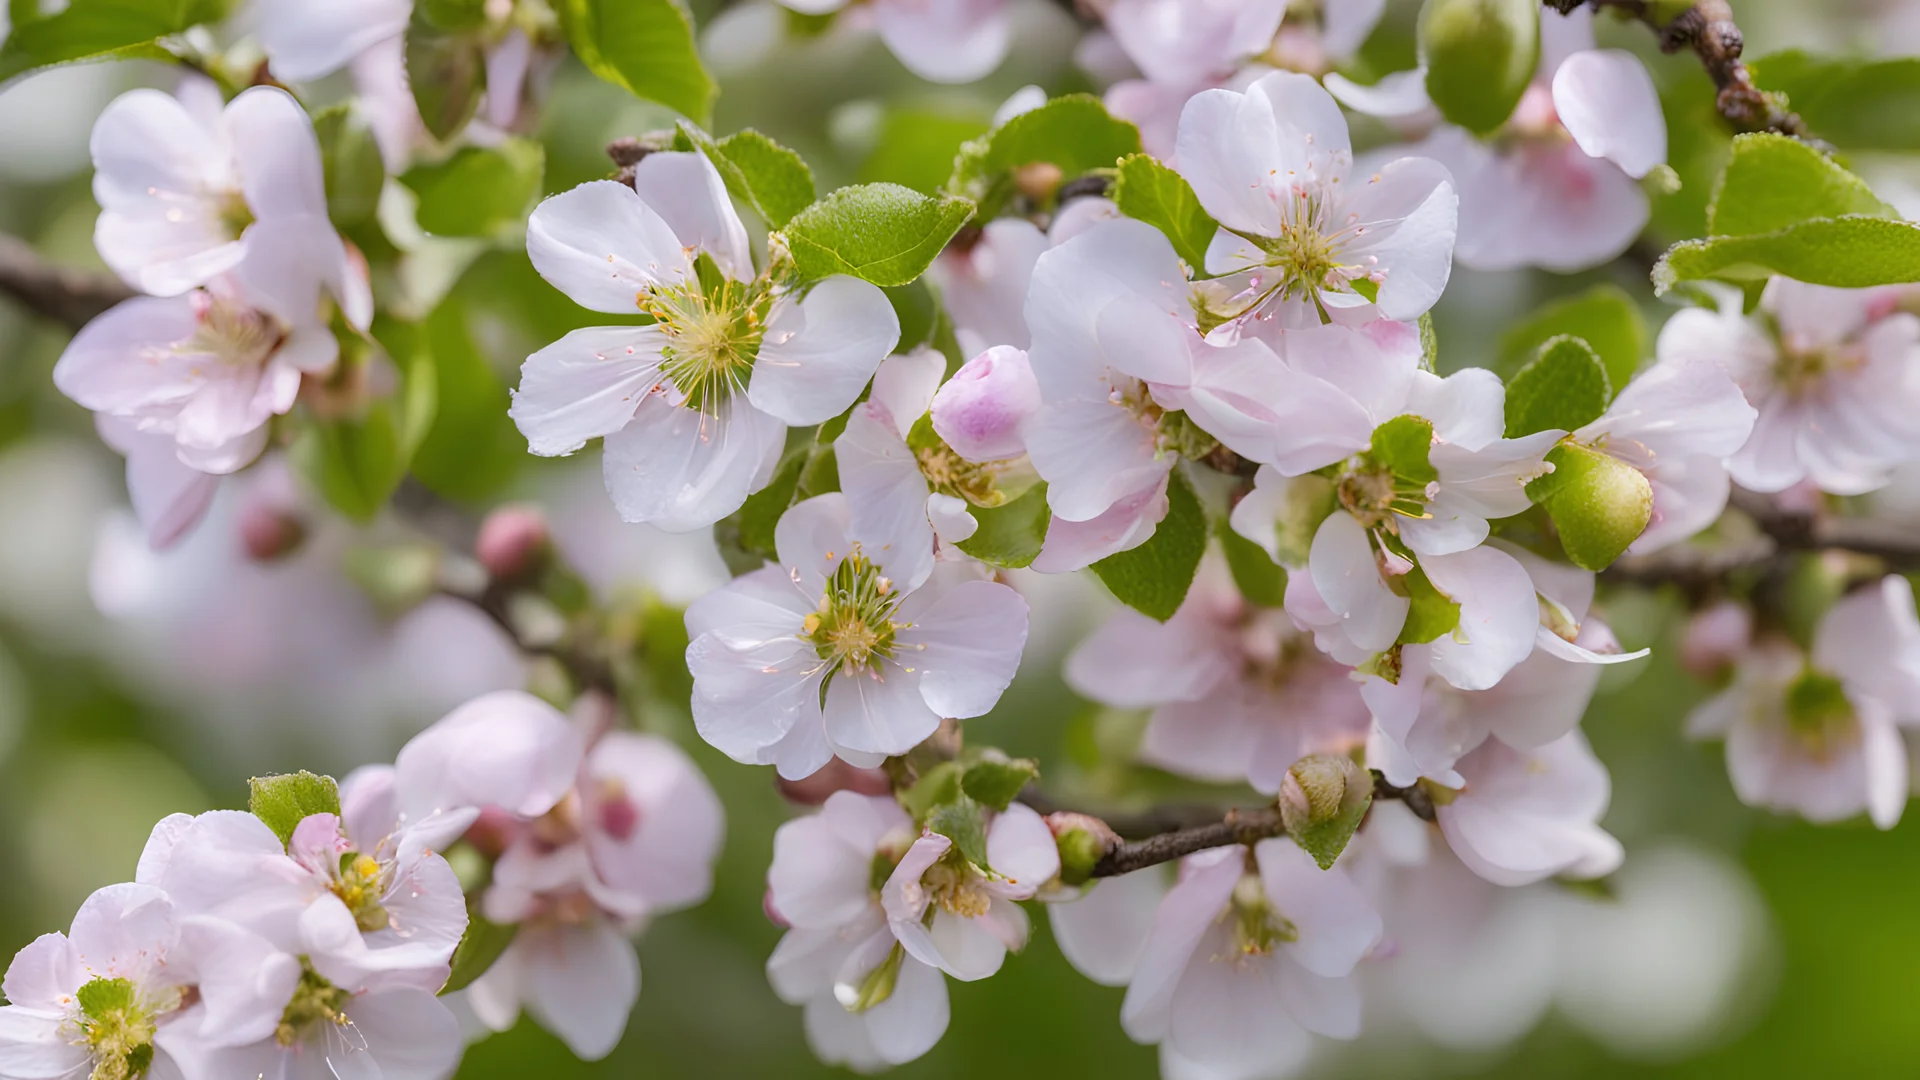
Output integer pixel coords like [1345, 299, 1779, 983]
[822, 666, 941, 758]
[1422, 545, 1540, 692]
[601, 395, 787, 531]
[750, 277, 901, 426]
[895, 579, 1029, 719]
[870, 348, 948, 440]
[224, 87, 328, 222]
[1553, 50, 1667, 179]
[255, 0, 410, 81]
[1025, 397, 1167, 522]
[984, 802, 1059, 894]
[628, 151, 753, 280]
[510, 326, 666, 456]
[863, 956, 950, 1065]
[1254, 839, 1382, 978]
[396, 690, 584, 822]
[1120, 849, 1240, 1044]
[688, 634, 823, 767]
[526, 181, 690, 314]
[522, 921, 640, 1060]
[1309, 512, 1407, 654]
[336, 987, 464, 1080]
[872, 0, 1009, 83]
[1048, 868, 1168, 987]
[1341, 156, 1459, 323]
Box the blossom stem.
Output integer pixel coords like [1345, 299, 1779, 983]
[0, 231, 134, 330]
[1089, 805, 1286, 878]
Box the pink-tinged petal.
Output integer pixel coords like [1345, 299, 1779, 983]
[1140, 688, 1263, 784]
[1440, 732, 1623, 886]
[1178, 333, 1376, 473]
[1275, 319, 1424, 445]
[1120, 848, 1240, 1043]
[1026, 397, 1167, 522]
[835, 406, 936, 576]
[526, 181, 690, 313]
[1861, 704, 1909, 829]
[895, 579, 1028, 720]
[1584, 360, 1756, 461]
[1064, 597, 1237, 709]
[1254, 839, 1382, 978]
[175, 916, 301, 1047]
[2, 933, 80, 1010]
[105, 425, 220, 551]
[1422, 545, 1539, 692]
[1553, 50, 1666, 179]
[768, 924, 859, 1005]
[1325, 67, 1433, 119]
[1167, 927, 1316, 1070]
[927, 218, 1046, 352]
[1406, 367, 1506, 452]
[510, 326, 666, 456]
[684, 564, 814, 642]
[770, 812, 886, 932]
[1272, 960, 1363, 1039]
[750, 277, 901, 426]
[1469, 645, 1603, 748]
[602, 394, 786, 532]
[1024, 219, 1192, 402]
[339, 766, 398, 854]
[1031, 474, 1169, 572]
[1309, 512, 1407, 654]
[863, 955, 950, 1065]
[1174, 87, 1288, 238]
[1106, 0, 1285, 85]
[89, 88, 239, 295]
[254, 0, 410, 81]
[1048, 868, 1167, 986]
[870, 349, 948, 440]
[1818, 576, 1920, 716]
[931, 346, 1041, 462]
[397, 690, 583, 822]
[872, 0, 1009, 83]
[688, 633, 823, 767]
[331, 987, 464, 1080]
[584, 733, 725, 912]
[53, 295, 203, 414]
[921, 908, 1012, 981]
[928, 494, 978, 545]
[519, 921, 639, 1061]
[223, 87, 327, 221]
[628, 151, 753, 281]
[822, 666, 940, 758]
[774, 492, 858, 595]
[1340, 156, 1459, 323]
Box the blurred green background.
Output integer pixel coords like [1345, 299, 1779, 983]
[2, 0, 1919, 1076]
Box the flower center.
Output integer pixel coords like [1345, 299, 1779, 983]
[801, 547, 904, 677]
[217, 190, 255, 240]
[1774, 340, 1857, 398]
[275, 959, 354, 1048]
[923, 855, 993, 918]
[74, 977, 173, 1080]
[330, 852, 391, 933]
[183, 293, 284, 370]
[1784, 669, 1859, 759]
[1336, 463, 1401, 529]
[1226, 873, 1297, 959]
[641, 263, 769, 412]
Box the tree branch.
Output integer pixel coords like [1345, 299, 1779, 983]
[1548, 0, 1807, 138]
[1603, 489, 1920, 588]
[0, 233, 133, 330]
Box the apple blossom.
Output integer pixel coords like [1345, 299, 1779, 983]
[511, 151, 899, 530]
[158, 979, 463, 1080]
[882, 802, 1059, 981]
[771, 0, 1008, 84]
[1655, 279, 1920, 495]
[1434, 730, 1625, 887]
[685, 493, 1029, 778]
[929, 346, 1042, 464]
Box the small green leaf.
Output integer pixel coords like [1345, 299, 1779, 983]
[406, 6, 487, 142]
[1418, 0, 1539, 135]
[1368, 415, 1437, 485]
[678, 123, 816, 229]
[76, 977, 138, 1020]
[1397, 566, 1461, 645]
[1279, 755, 1372, 871]
[948, 94, 1142, 203]
[402, 139, 546, 238]
[313, 103, 387, 229]
[780, 183, 975, 288]
[1090, 469, 1207, 622]
[1504, 335, 1610, 437]
[898, 761, 965, 822]
[406, 298, 522, 502]
[0, 0, 227, 88]
[714, 446, 808, 574]
[955, 483, 1051, 569]
[1218, 521, 1287, 607]
[417, 0, 487, 28]
[1707, 132, 1896, 239]
[249, 771, 343, 847]
[1526, 442, 1653, 571]
[557, 0, 713, 122]
[1111, 153, 1218, 270]
[961, 758, 1039, 812]
[1498, 285, 1645, 395]
[443, 904, 518, 994]
[1749, 50, 1920, 152]
[926, 794, 991, 869]
[1654, 214, 1920, 294]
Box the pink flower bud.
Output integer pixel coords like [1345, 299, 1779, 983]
[463, 805, 522, 860]
[930, 345, 1040, 463]
[476, 504, 552, 582]
[1680, 600, 1753, 680]
[775, 758, 893, 806]
[238, 499, 306, 563]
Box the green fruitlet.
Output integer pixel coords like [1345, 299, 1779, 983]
[1420, 0, 1541, 135]
[1531, 443, 1654, 571]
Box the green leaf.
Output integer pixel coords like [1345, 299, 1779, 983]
[961, 758, 1039, 812]
[443, 903, 518, 994]
[1279, 755, 1372, 871]
[402, 139, 546, 238]
[860, 107, 992, 196]
[1418, 0, 1539, 135]
[948, 94, 1142, 203]
[1654, 215, 1920, 294]
[1497, 285, 1646, 394]
[0, 0, 226, 88]
[926, 794, 991, 869]
[1706, 133, 1896, 239]
[1504, 335, 1610, 437]
[1418, 311, 1439, 371]
[1090, 469, 1207, 622]
[1526, 442, 1653, 570]
[1218, 520, 1287, 607]
[954, 483, 1051, 569]
[405, 6, 487, 142]
[290, 322, 438, 522]
[898, 761, 965, 822]
[417, 0, 488, 28]
[1368, 415, 1437, 485]
[1397, 566, 1462, 645]
[407, 299, 522, 501]
[249, 771, 343, 847]
[714, 445, 808, 574]
[557, 0, 715, 124]
[780, 184, 975, 288]
[1111, 153, 1218, 271]
[678, 124, 816, 229]
[1749, 51, 1920, 152]
[313, 103, 387, 230]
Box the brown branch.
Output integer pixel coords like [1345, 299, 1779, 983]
[0, 233, 133, 330]
[1603, 489, 1920, 589]
[1091, 805, 1284, 877]
[1549, 0, 1807, 138]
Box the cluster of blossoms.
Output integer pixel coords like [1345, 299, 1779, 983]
[13, 0, 1920, 1076]
[0, 690, 722, 1078]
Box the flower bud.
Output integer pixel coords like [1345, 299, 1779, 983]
[1045, 811, 1119, 887]
[775, 758, 893, 806]
[1279, 754, 1372, 870]
[476, 504, 552, 583]
[1534, 442, 1653, 571]
[238, 499, 306, 563]
[1419, 0, 1540, 136]
[930, 346, 1041, 463]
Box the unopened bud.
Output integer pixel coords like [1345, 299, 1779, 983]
[476, 504, 552, 583]
[930, 346, 1041, 463]
[238, 499, 306, 563]
[1046, 811, 1120, 886]
[462, 805, 521, 861]
[1013, 161, 1065, 204]
[775, 758, 892, 806]
[1279, 755, 1372, 870]
[1535, 442, 1653, 571]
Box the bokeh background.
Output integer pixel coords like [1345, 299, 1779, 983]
[1, 0, 1919, 1076]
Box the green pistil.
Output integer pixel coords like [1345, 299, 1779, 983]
[333, 851, 391, 933]
[275, 959, 354, 1048]
[1227, 874, 1298, 958]
[839, 943, 905, 1014]
[75, 977, 167, 1080]
[1784, 669, 1857, 758]
[642, 261, 771, 412]
[802, 549, 904, 677]
[218, 191, 255, 240]
[1334, 464, 1426, 530]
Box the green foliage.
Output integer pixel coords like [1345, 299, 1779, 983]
[1369, 416, 1437, 485]
[1504, 335, 1611, 437]
[898, 761, 964, 822]
[1397, 566, 1462, 645]
[290, 321, 438, 523]
[0, 0, 226, 87]
[1708, 133, 1894, 238]
[1218, 522, 1287, 608]
[1526, 442, 1653, 571]
[955, 484, 1051, 569]
[780, 184, 974, 287]
[1750, 50, 1920, 152]
[678, 124, 816, 229]
[406, 4, 487, 140]
[1497, 284, 1646, 393]
[961, 758, 1038, 812]
[313, 103, 387, 230]
[1260, 474, 1338, 571]
[948, 95, 1141, 204]
[1418, 0, 1539, 135]
[249, 771, 343, 847]
[927, 795, 991, 869]
[406, 299, 522, 502]
[861, 107, 993, 196]
[402, 139, 546, 238]
[444, 905, 519, 994]
[1111, 154, 1218, 271]
[557, 0, 715, 124]
[715, 446, 808, 574]
[1090, 469, 1206, 622]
